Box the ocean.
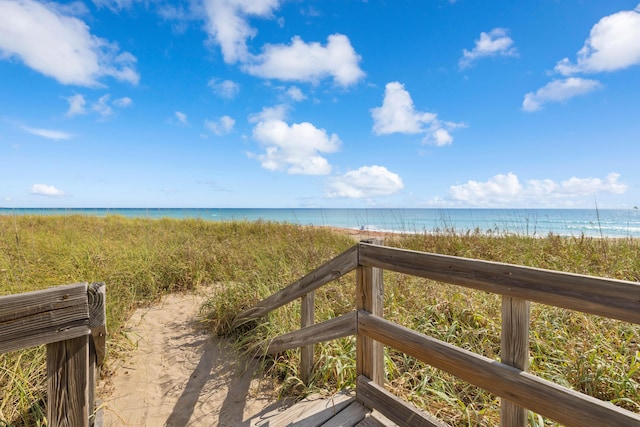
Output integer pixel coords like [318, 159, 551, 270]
[1, 208, 640, 238]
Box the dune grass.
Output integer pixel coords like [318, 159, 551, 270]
[0, 215, 638, 426]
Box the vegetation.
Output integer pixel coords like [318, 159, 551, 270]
[0, 215, 638, 426]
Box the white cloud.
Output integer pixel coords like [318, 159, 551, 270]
[248, 104, 289, 123]
[0, 0, 139, 87]
[174, 111, 188, 125]
[202, 0, 280, 64]
[92, 0, 140, 12]
[30, 184, 65, 196]
[286, 86, 306, 102]
[244, 34, 365, 87]
[22, 125, 72, 140]
[522, 78, 602, 112]
[326, 165, 404, 198]
[92, 94, 113, 117]
[371, 82, 463, 146]
[205, 115, 235, 135]
[208, 78, 240, 98]
[65, 93, 131, 118]
[459, 28, 518, 69]
[113, 97, 133, 108]
[252, 119, 340, 175]
[448, 172, 627, 206]
[554, 5, 640, 75]
[65, 94, 87, 117]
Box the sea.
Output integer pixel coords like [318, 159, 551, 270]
[2, 207, 640, 239]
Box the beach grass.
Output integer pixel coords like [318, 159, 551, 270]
[0, 215, 638, 426]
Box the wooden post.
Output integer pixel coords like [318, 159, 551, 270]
[357, 239, 385, 387]
[500, 296, 530, 427]
[47, 335, 90, 427]
[300, 291, 315, 385]
[87, 282, 107, 425]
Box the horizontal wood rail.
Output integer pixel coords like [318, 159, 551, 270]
[233, 241, 640, 427]
[0, 282, 107, 427]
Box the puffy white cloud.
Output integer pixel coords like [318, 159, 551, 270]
[459, 28, 518, 69]
[448, 172, 627, 206]
[554, 5, 640, 75]
[248, 104, 289, 123]
[522, 77, 602, 112]
[286, 86, 306, 102]
[205, 115, 235, 135]
[22, 125, 72, 140]
[202, 0, 280, 64]
[244, 34, 365, 87]
[208, 78, 240, 99]
[65, 93, 131, 118]
[92, 94, 113, 117]
[30, 184, 65, 196]
[65, 94, 87, 117]
[371, 82, 463, 146]
[252, 119, 340, 175]
[326, 165, 404, 198]
[0, 0, 139, 86]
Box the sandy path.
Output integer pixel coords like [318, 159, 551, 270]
[99, 290, 281, 426]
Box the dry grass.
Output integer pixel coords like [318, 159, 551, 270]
[1, 215, 639, 426]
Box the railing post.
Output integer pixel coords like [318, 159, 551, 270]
[356, 239, 384, 387]
[88, 282, 107, 425]
[47, 335, 90, 427]
[500, 296, 530, 427]
[300, 291, 315, 385]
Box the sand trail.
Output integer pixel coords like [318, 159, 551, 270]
[99, 290, 280, 426]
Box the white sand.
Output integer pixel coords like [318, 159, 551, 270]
[99, 289, 281, 426]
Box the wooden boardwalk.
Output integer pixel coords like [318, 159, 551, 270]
[252, 391, 397, 427]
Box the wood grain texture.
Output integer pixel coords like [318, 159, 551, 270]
[300, 291, 315, 385]
[356, 376, 449, 427]
[358, 311, 640, 427]
[0, 282, 90, 354]
[88, 282, 107, 366]
[500, 297, 530, 427]
[266, 311, 357, 355]
[233, 245, 358, 328]
[319, 400, 369, 427]
[47, 335, 90, 427]
[254, 392, 355, 427]
[358, 243, 640, 324]
[356, 255, 384, 385]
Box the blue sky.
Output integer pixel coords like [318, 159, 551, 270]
[1, 0, 639, 208]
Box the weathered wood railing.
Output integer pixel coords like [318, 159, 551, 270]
[0, 282, 107, 427]
[233, 241, 640, 427]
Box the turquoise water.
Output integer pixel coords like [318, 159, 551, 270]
[1, 208, 640, 238]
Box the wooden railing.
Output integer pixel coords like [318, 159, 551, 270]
[233, 241, 640, 427]
[0, 282, 107, 427]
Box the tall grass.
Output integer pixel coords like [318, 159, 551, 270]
[206, 229, 640, 426]
[1, 216, 638, 426]
[0, 214, 353, 426]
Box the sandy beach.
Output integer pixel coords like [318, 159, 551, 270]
[99, 289, 282, 426]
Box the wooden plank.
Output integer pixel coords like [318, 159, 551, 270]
[320, 400, 369, 427]
[47, 335, 90, 427]
[0, 283, 90, 354]
[88, 282, 107, 366]
[233, 245, 358, 328]
[256, 392, 355, 427]
[356, 243, 384, 385]
[358, 243, 640, 324]
[358, 311, 640, 427]
[266, 311, 357, 355]
[300, 291, 315, 385]
[500, 296, 530, 427]
[357, 376, 449, 427]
